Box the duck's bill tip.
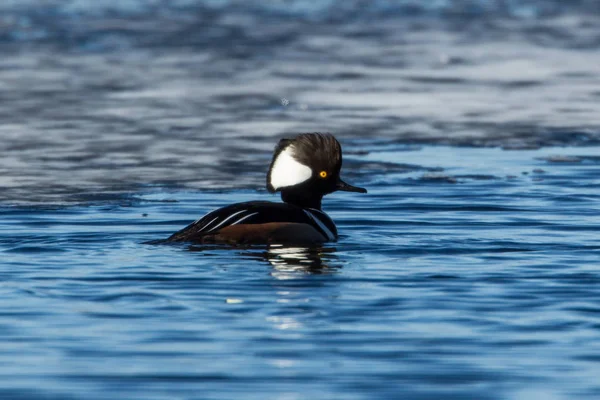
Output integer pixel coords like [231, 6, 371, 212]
[336, 180, 367, 193]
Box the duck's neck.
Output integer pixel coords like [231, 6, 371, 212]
[281, 189, 322, 210]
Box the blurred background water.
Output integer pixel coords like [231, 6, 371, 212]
[1, 1, 600, 399]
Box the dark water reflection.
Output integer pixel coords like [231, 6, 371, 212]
[2, 9, 600, 204]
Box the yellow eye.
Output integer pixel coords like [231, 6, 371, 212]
[319, 171, 327, 178]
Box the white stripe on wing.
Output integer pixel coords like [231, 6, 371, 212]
[206, 209, 249, 232]
[230, 212, 259, 226]
[197, 216, 219, 232]
[303, 209, 335, 241]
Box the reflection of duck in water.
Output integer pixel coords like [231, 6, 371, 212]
[166, 133, 366, 245]
[187, 244, 341, 275]
[259, 245, 341, 276]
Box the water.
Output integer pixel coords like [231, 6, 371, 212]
[2, 1, 600, 399]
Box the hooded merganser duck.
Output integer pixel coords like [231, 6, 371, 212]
[166, 133, 366, 245]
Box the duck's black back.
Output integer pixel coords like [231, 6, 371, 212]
[166, 201, 337, 243]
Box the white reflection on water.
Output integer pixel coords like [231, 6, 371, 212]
[265, 245, 340, 279]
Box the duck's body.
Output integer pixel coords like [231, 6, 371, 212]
[166, 133, 365, 245]
[166, 201, 337, 244]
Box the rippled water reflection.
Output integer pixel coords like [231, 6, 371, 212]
[1, 145, 600, 399]
[2, 13, 600, 203]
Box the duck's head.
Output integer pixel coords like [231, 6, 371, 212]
[267, 133, 367, 209]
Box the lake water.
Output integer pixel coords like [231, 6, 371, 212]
[1, 1, 600, 399]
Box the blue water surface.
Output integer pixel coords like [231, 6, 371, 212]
[2, 145, 600, 399]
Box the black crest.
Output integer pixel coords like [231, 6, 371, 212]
[266, 133, 342, 193]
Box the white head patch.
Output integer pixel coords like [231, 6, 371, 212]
[269, 146, 312, 190]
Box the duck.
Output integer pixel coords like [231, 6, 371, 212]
[166, 132, 366, 244]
